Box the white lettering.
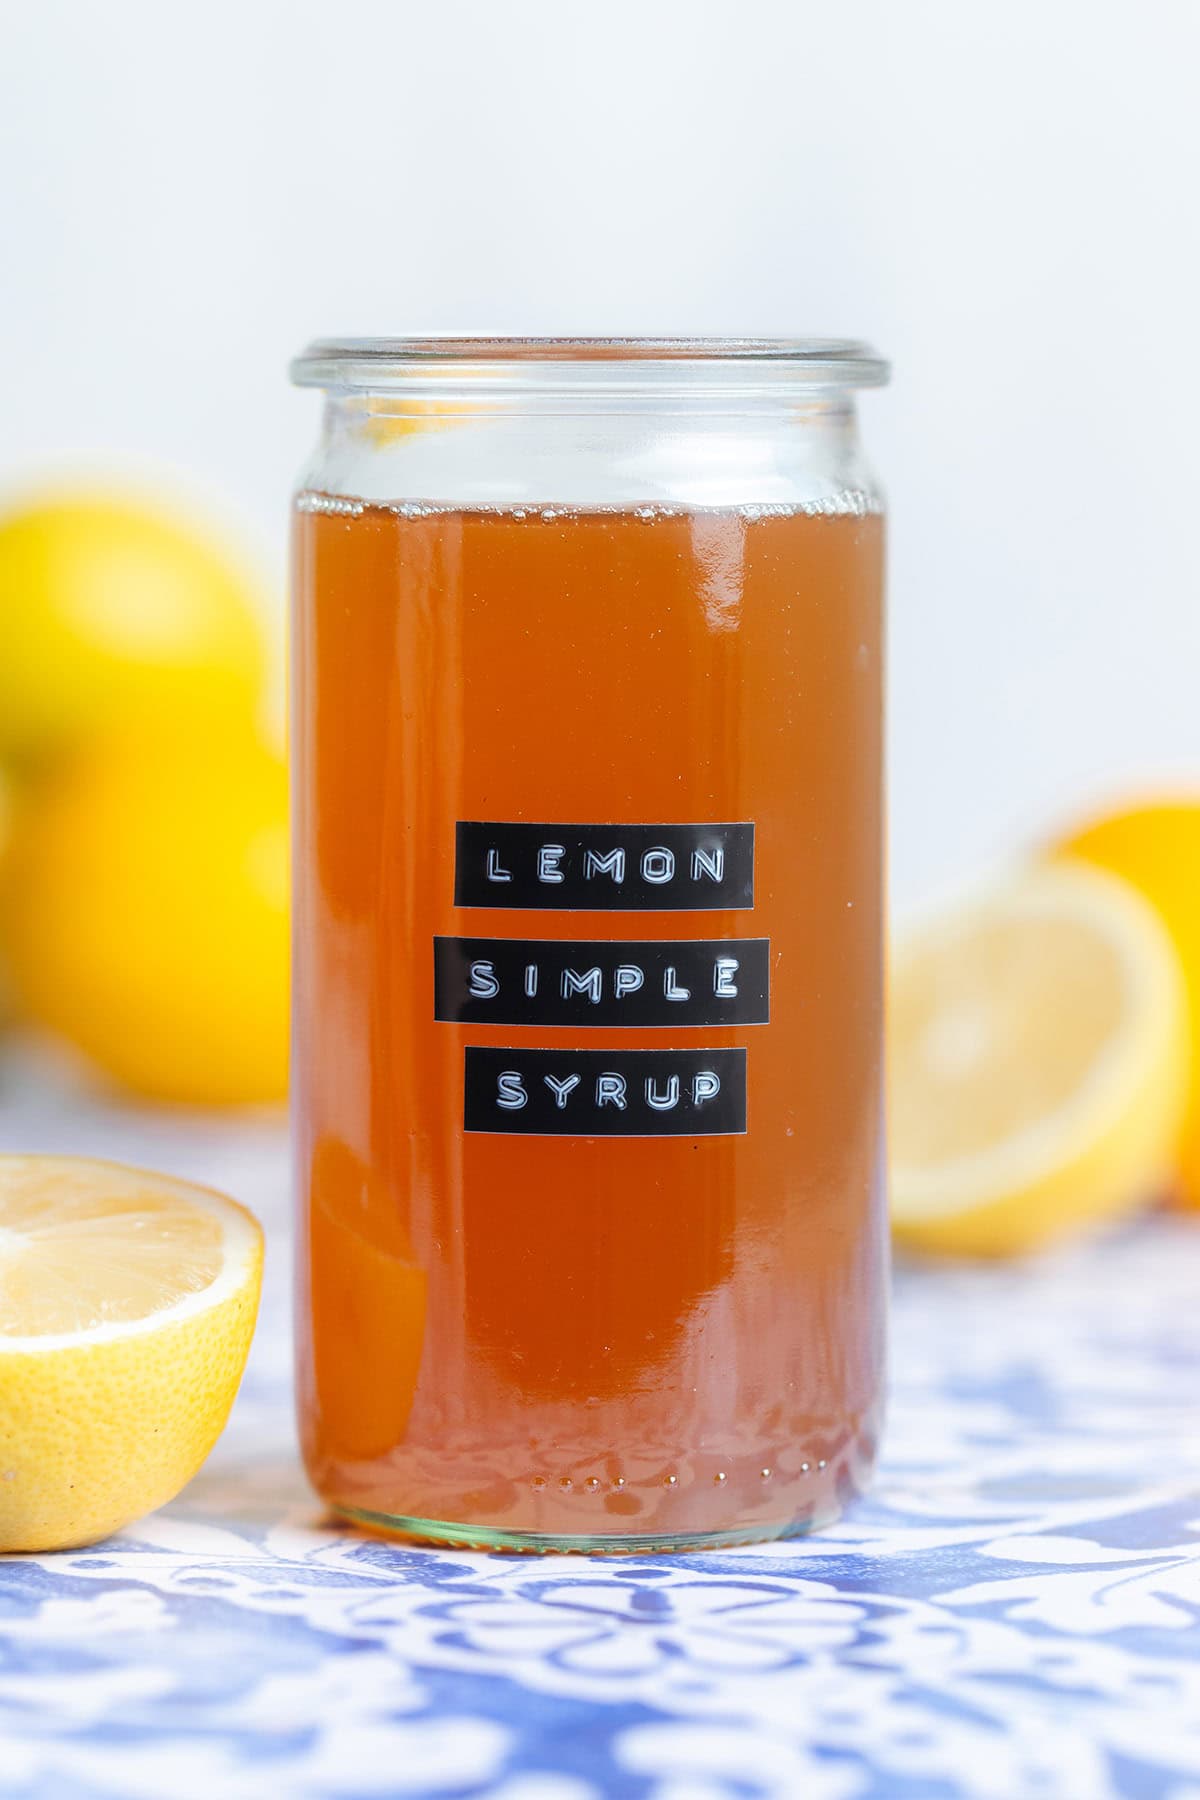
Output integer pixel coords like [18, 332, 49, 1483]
[468, 960, 500, 999]
[713, 957, 739, 998]
[543, 1074, 581, 1109]
[644, 1075, 681, 1111]
[496, 1071, 528, 1110]
[664, 966, 691, 1001]
[562, 967, 603, 1003]
[692, 1071, 721, 1105]
[596, 1073, 628, 1109]
[537, 844, 566, 883]
[486, 848, 512, 883]
[613, 964, 645, 998]
[524, 963, 538, 998]
[641, 846, 676, 884]
[584, 847, 626, 884]
[691, 845, 725, 883]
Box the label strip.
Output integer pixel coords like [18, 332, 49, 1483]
[435, 936, 770, 1028]
[463, 1046, 748, 1136]
[454, 821, 755, 911]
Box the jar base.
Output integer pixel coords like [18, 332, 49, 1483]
[333, 1503, 840, 1555]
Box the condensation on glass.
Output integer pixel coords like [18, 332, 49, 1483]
[290, 337, 890, 1551]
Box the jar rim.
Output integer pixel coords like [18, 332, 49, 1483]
[290, 335, 889, 391]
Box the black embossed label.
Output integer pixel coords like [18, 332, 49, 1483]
[435, 937, 769, 1028]
[463, 1046, 748, 1136]
[454, 821, 754, 911]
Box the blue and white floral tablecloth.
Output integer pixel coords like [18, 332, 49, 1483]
[2, 1049, 1199, 1800]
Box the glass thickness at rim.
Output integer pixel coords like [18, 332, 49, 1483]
[290, 334, 890, 401]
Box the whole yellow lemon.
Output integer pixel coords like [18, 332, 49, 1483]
[0, 492, 268, 763]
[1055, 800, 1200, 1205]
[5, 727, 288, 1105]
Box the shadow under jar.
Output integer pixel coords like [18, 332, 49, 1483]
[289, 336, 890, 1552]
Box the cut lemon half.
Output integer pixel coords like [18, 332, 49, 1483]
[0, 1156, 262, 1551]
[890, 862, 1189, 1256]
[1053, 798, 1200, 1207]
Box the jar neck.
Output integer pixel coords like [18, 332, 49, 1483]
[302, 393, 879, 513]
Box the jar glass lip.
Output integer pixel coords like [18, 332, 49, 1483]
[290, 335, 889, 391]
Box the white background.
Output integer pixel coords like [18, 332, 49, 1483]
[2, 0, 1197, 912]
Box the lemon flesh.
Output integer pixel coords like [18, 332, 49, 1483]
[0, 1156, 262, 1551]
[890, 863, 1189, 1256]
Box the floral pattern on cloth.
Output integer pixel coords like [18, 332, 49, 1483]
[1, 1055, 1199, 1800]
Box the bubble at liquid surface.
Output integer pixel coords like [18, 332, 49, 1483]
[295, 490, 881, 522]
[295, 492, 364, 517]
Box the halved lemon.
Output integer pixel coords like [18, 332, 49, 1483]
[890, 862, 1189, 1256]
[1054, 798, 1200, 1207]
[0, 1156, 262, 1551]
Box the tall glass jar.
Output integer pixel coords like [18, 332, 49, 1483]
[290, 337, 889, 1551]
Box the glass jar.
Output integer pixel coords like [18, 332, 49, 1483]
[289, 336, 890, 1551]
